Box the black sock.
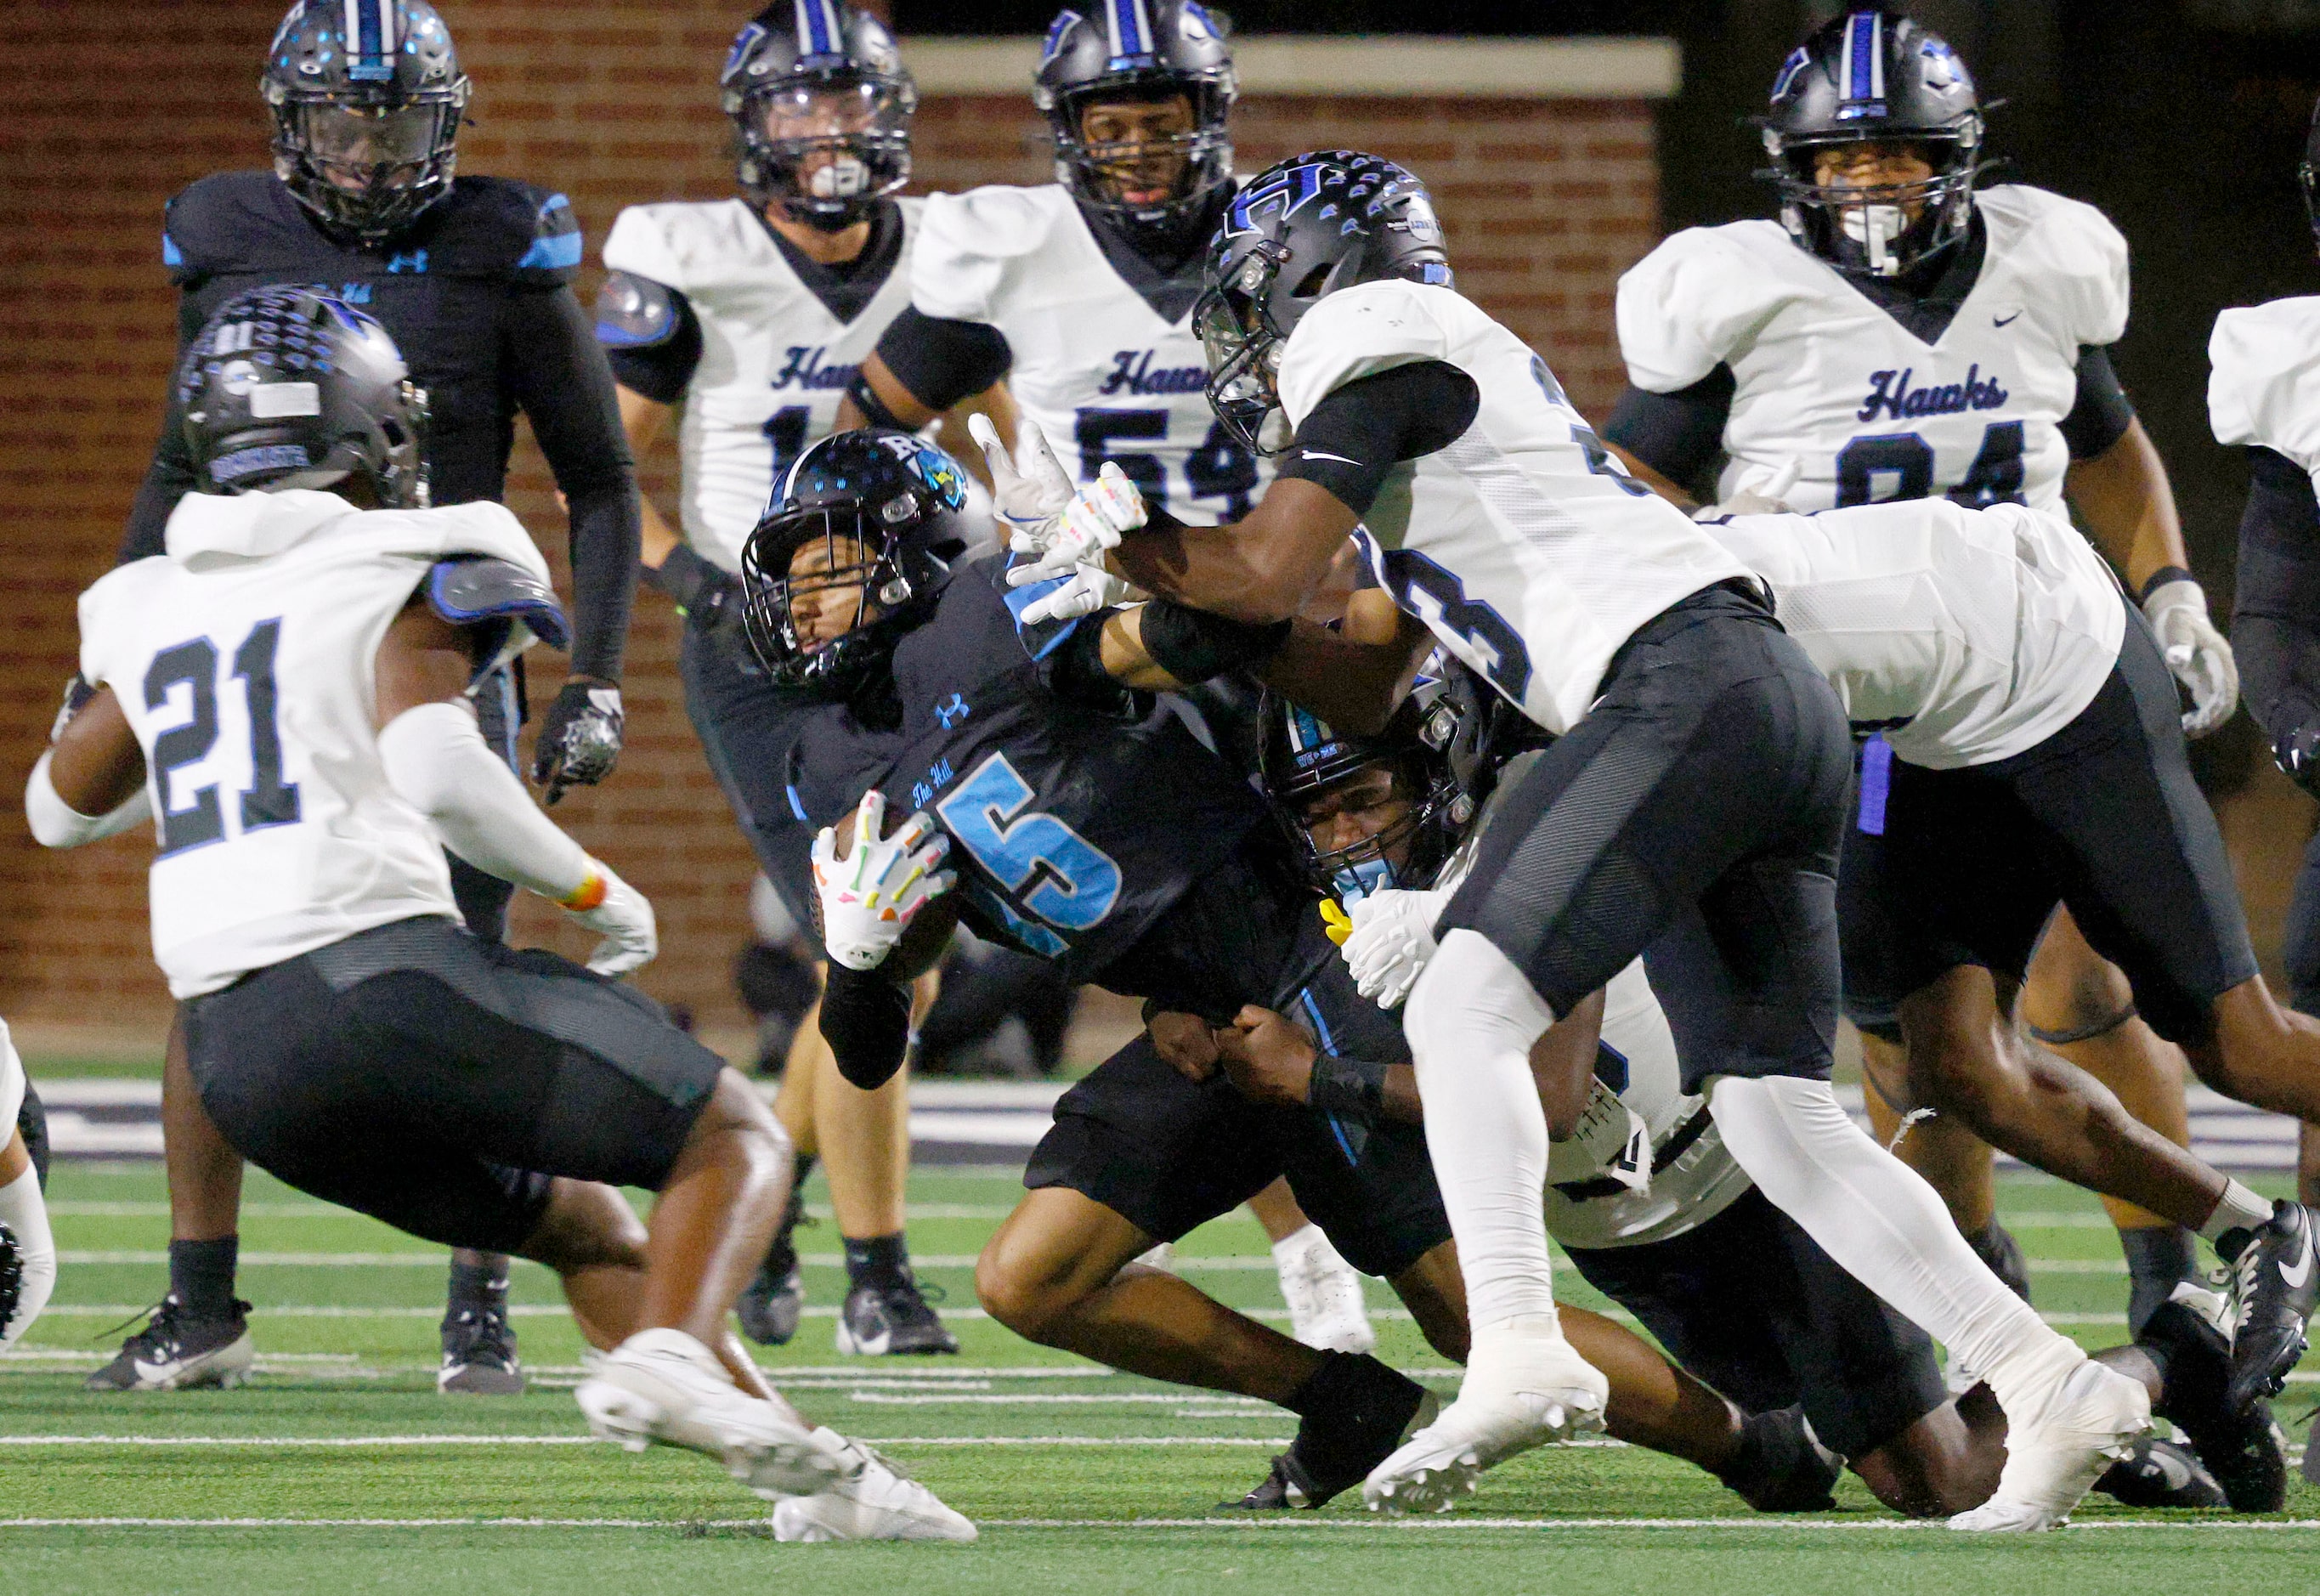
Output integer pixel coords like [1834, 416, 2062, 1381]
[2120, 1225, 2198, 1338]
[767, 1154, 818, 1275]
[844, 1232, 910, 1293]
[168, 1237, 240, 1321]
[1281, 1352, 1428, 1482]
[447, 1256, 511, 1317]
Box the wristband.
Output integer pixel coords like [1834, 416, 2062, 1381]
[1307, 1053, 1391, 1123]
[2138, 565, 2195, 603]
[645, 544, 733, 620]
[558, 864, 608, 912]
[846, 370, 913, 433]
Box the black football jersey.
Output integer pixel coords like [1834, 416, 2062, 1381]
[785, 550, 1268, 985]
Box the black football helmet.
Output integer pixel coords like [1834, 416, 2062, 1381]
[1033, 0, 1236, 241]
[1194, 150, 1452, 456]
[739, 430, 971, 696]
[262, 0, 471, 242]
[1761, 4, 1985, 280]
[178, 285, 430, 507]
[721, 1, 915, 232]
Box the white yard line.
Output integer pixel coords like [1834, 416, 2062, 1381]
[0, 1435, 1289, 1448]
[4, 1514, 2320, 1532]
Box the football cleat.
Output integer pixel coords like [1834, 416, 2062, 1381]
[738, 1261, 805, 1348]
[769, 1429, 977, 1542]
[835, 1273, 959, 1356]
[1947, 1359, 2151, 1531]
[1363, 1316, 1610, 1514]
[0, 1223, 22, 1346]
[2140, 1290, 2287, 1513]
[83, 1296, 254, 1392]
[439, 1304, 524, 1395]
[1274, 1228, 1376, 1355]
[574, 1327, 845, 1498]
[2223, 1201, 2317, 1413]
[2090, 1436, 2227, 1509]
[1225, 1355, 1438, 1509]
[1719, 1406, 1842, 1514]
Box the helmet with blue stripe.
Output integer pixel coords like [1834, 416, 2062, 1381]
[1761, 4, 1984, 280]
[261, 0, 471, 241]
[1033, 0, 1236, 244]
[721, 1, 916, 233]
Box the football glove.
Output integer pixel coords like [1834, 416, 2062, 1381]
[1012, 560, 1141, 627]
[2273, 721, 2320, 798]
[1340, 886, 1452, 1010]
[48, 673, 93, 745]
[559, 860, 657, 976]
[1694, 459, 1801, 521]
[534, 680, 625, 804]
[1004, 461, 1146, 583]
[2142, 578, 2238, 739]
[969, 412, 1076, 550]
[812, 790, 957, 973]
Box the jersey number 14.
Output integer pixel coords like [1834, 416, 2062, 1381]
[144, 618, 302, 857]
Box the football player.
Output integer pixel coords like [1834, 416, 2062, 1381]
[32, 288, 970, 1544]
[91, 0, 643, 1395]
[1604, 4, 2233, 1337]
[743, 429, 1849, 1514]
[597, 0, 976, 1359]
[0, 1022, 58, 1357]
[1219, 688, 2274, 1514]
[1018, 149, 2153, 1531]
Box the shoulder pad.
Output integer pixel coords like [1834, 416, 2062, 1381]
[428, 178, 584, 283]
[161, 172, 298, 285]
[1616, 223, 1796, 393]
[595, 270, 682, 348]
[1276, 280, 1449, 431]
[427, 555, 569, 663]
[912, 186, 1068, 321]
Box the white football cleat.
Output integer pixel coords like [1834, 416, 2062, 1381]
[1274, 1225, 1376, 1355]
[1948, 1359, 2152, 1532]
[1362, 1315, 1608, 1514]
[574, 1327, 844, 1499]
[770, 1429, 978, 1542]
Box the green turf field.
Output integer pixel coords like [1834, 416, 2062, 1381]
[6, 1156, 2320, 1594]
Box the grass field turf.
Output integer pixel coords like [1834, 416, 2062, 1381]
[7, 1158, 2320, 1594]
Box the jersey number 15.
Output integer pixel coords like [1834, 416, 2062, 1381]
[144, 618, 302, 857]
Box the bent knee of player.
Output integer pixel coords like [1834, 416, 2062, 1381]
[679, 1068, 793, 1181]
[521, 1178, 650, 1275]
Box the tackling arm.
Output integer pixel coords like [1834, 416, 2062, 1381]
[29, 688, 150, 846]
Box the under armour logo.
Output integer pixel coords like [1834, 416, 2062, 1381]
[387, 249, 429, 274]
[934, 693, 971, 728]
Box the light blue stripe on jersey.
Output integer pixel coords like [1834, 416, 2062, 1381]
[517, 230, 583, 270]
[161, 232, 183, 267]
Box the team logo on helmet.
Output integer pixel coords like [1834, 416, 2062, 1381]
[1228, 161, 1331, 233]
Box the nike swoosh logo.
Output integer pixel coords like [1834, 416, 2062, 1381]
[1993, 312, 2022, 327]
[1299, 450, 1363, 467]
[2281, 1225, 2313, 1289]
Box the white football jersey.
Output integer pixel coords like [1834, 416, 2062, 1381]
[2209, 296, 2320, 488]
[1700, 499, 2125, 768]
[1278, 280, 1749, 734]
[910, 183, 1271, 519]
[603, 197, 925, 573]
[77, 490, 553, 998]
[1434, 751, 1750, 1250]
[1616, 185, 2130, 514]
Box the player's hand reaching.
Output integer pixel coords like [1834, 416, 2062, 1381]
[560, 859, 657, 976]
[2142, 577, 2238, 738]
[1340, 886, 1452, 1009]
[1005, 462, 1146, 575]
[1148, 1010, 1220, 1083]
[2273, 721, 2320, 797]
[534, 679, 625, 804]
[969, 412, 1076, 549]
[812, 790, 957, 973]
[1214, 1005, 1318, 1109]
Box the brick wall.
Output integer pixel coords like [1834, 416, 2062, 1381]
[0, 3, 1660, 1029]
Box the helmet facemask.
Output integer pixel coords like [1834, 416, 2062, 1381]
[1192, 244, 1293, 456]
[740, 506, 931, 695]
[1767, 124, 1983, 279]
[732, 71, 914, 232]
[1051, 82, 1232, 232]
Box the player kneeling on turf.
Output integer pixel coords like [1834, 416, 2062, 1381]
[31, 286, 970, 1544]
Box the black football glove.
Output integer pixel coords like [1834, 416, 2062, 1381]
[49, 672, 94, 744]
[533, 679, 625, 805]
[2273, 721, 2320, 799]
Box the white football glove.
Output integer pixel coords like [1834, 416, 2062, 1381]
[812, 790, 957, 972]
[2143, 577, 2238, 738]
[1004, 461, 1146, 585]
[1340, 886, 1452, 1010]
[1694, 459, 1800, 521]
[562, 860, 658, 976]
[1014, 561, 1142, 626]
[968, 411, 1076, 550]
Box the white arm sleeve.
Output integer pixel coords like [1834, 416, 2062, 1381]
[24, 750, 152, 849]
[0, 1022, 51, 1353]
[376, 701, 593, 903]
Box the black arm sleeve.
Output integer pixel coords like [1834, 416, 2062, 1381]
[819, 960, 914, 1090]
[2059, 343, 2137, 461]
[1275, 359, 1482, 518]
[874, 305, 1013, 413]
[1600, 365, 1735, 492]
[116, 291, 215, 564]
[2232, 445, 2320, 742]
[506, 285, 641, 683]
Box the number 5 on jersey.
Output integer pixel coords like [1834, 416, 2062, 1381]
[144, 618, 302, 857]
[936, 752, 1122, 939]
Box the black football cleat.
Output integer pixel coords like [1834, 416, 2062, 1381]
[1717, 1406, 1842, 1513]
[2091, 1436, 2227, 1509]
[2224, 1201, 2317, 1413]
[835, 1271, 959, 1356]
[2141, 1293, 2288, 1512]
[439, 1304, 523, 1395]
[85, 1295, 254, 1391]
[738, 1259, 805, 1347]
[1223, 1353, 1437, 1510]
[0, 1222, 23, 1344]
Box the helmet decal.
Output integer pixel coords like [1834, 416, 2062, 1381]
[1040, 9, 1083, 67]
[1105, 0, 1156, 66]
[1837, 8, 1885, 115]
[796, 0, 845, 63]
[1769, 46, 1809, 104]
[1229, 161, 1331, 232]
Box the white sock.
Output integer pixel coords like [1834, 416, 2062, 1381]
[1270, 1223, 1324, 1268]
[1708, 1074, 2084, 1420]
[1406, 930, 1563, 1333]
[0, 1161, 56, 1352]
[2198, 1179, 2272, 1242]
